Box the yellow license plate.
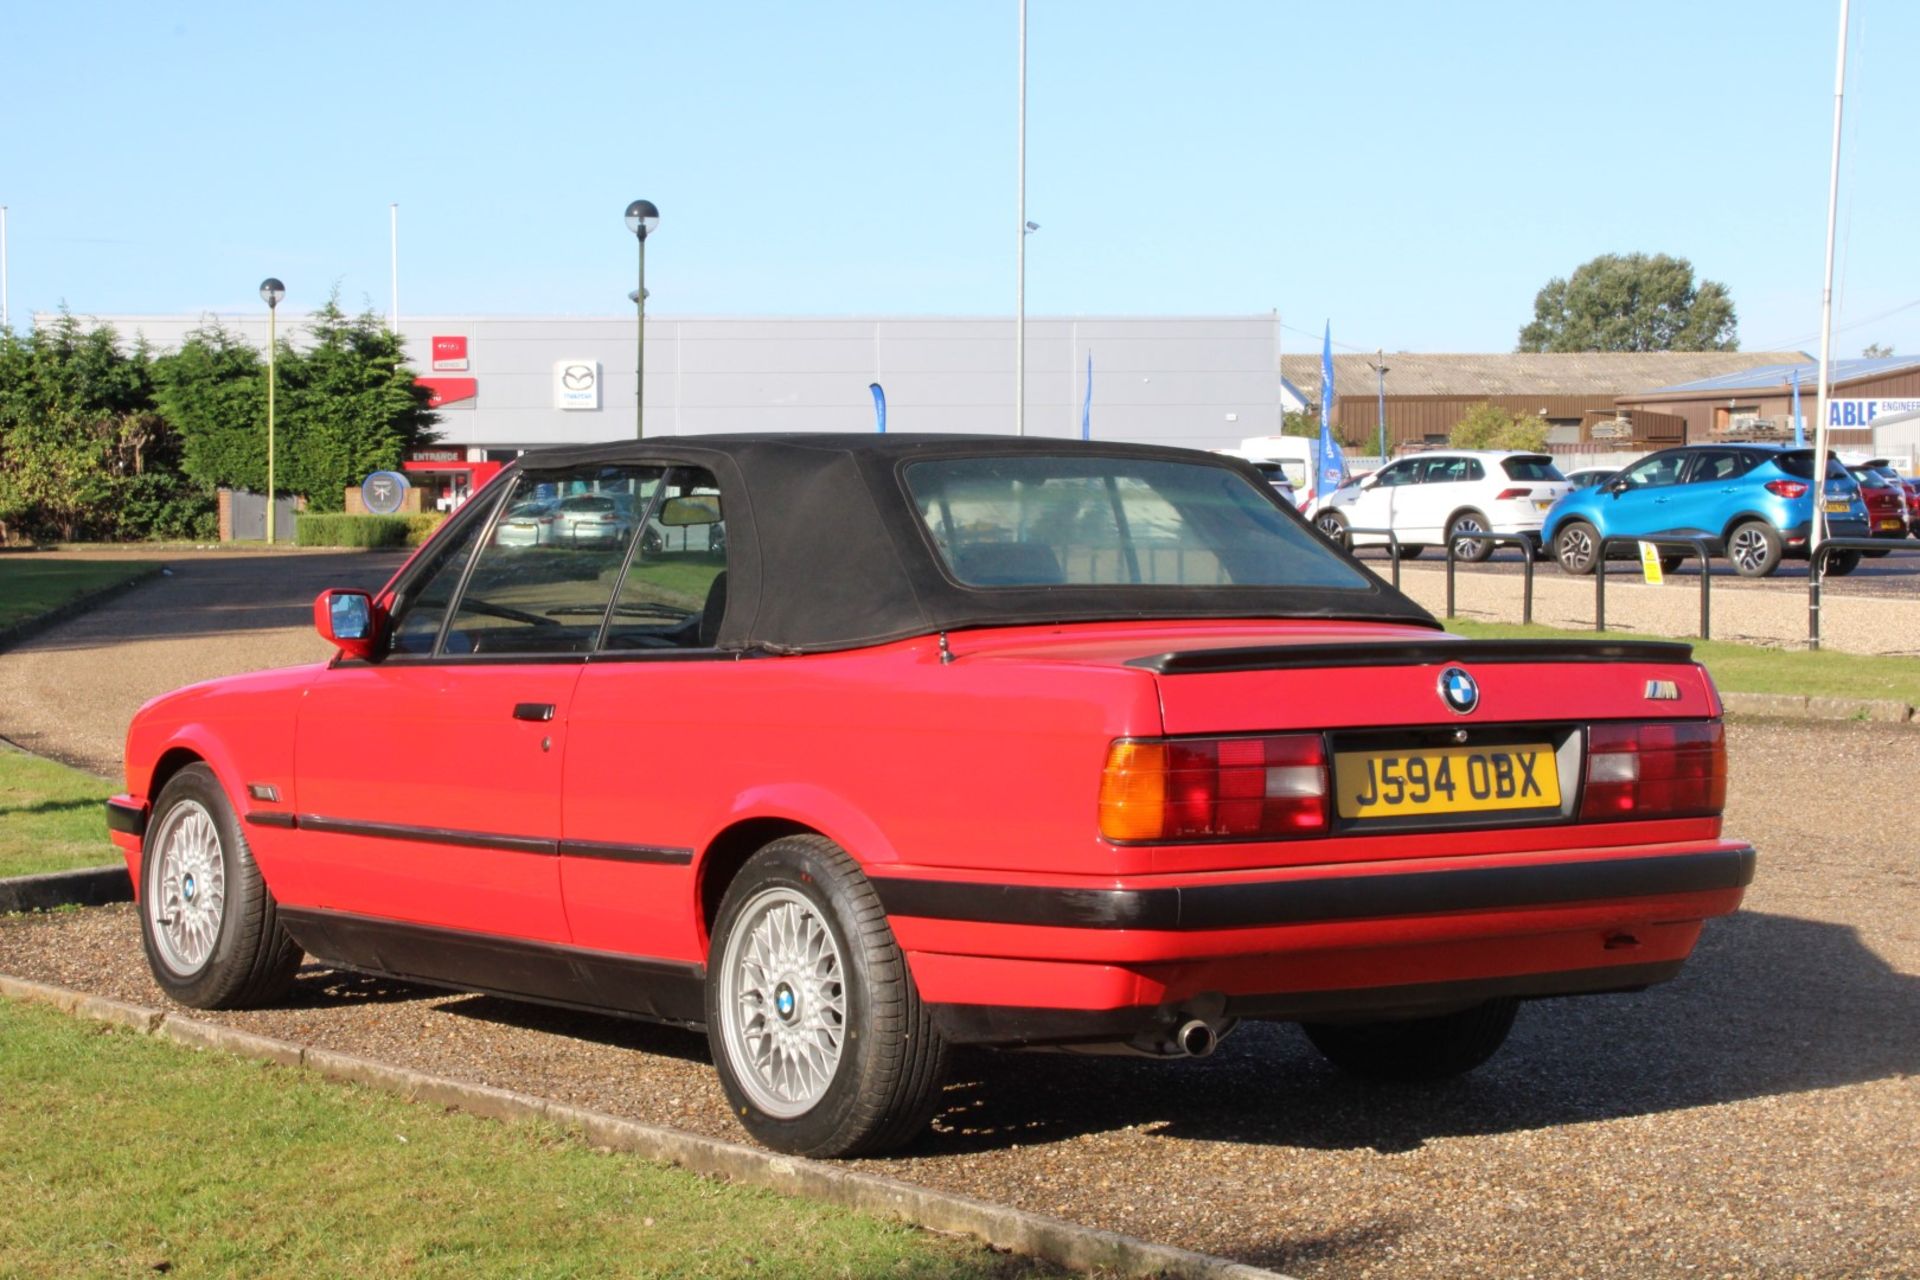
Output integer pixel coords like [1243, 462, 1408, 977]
[1334, 744, 1560, 819]
[1825, 499, 1850, 513]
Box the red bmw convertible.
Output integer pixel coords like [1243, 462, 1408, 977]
[108, 436, 1751, 1156]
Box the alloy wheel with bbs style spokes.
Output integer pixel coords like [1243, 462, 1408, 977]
[705, 834, 949, 1157]
[718, 886, 849, 1118]
[138, 763, 303, 1010]
[148, 799, 227, 977]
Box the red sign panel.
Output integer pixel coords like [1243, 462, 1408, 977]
[416, 377, 478, 409]
[431, 335, 470, 371]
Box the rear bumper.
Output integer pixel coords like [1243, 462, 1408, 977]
[877, 841, 1753, 1046]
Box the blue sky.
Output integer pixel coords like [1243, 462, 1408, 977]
[5, 0, 1914, 356]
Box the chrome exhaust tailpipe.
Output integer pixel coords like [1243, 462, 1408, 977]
[1176, 1019, 1218, 1058]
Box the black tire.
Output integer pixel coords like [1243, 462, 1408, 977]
[1447, 510, 1494, 563]
[706, 835, 949, 1158]
[1314, 509, 1351, 552]
[138, 764, 302, 1010]
[1302, 998, 1520, 1082]
[1553, 520, 1600, 576]
[639, 527, 663, 556]
[1659, 553, 1685, 575]
[1827, 549, 1863, 576]
[1862, 546, 1890, 559]
[1391, 543, 1425, 561]
[1726, 520, 1783, 577]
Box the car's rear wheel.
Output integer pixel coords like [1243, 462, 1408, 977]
[1727, 520, 1783, 577]
[1314, 509, 1351, 551]
[1390, 543, 1425, 561]
[1659, 553, 1686, 575]
[1302, 997, 1519, 1082]
[707, 835, 949, 1158]
[1447, 510, 1494, 562]
[1826, 549, 1863, 576]
[1553, 520, 1599, 575]
[139, 764, 302, 1010]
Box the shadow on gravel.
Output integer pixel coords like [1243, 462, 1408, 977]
[920, 911, 1918, 1157]
[434, 992, 716, 1066]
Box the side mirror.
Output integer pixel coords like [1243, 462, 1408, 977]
[1358, 473, 1380, 490]
[314, 589, 380, 661]
[1609, 478, 1630, 496]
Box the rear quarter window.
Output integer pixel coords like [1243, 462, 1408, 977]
[1501, 456, 1566, 482]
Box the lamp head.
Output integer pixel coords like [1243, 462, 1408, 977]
[259, 278, 285, 308]
[624, 200, 660, 239]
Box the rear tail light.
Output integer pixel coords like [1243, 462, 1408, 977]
[1494, 487, 1532, 501]
[1764, 479, 1808, 498]
[1581, 721, 1725, 820]
[1100, 735, 1327, 841]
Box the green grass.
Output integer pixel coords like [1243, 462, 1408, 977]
[1446, 618, 1920, 705]
[0, 747, 117, 878]
[0, 559, 153, 630]
[0, 999, 1041, 1279]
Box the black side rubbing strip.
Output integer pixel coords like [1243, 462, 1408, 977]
[1129, 638, 1698, 675]
[295, 814, 557, 856]
[245, 811, 297, 830]
[558, 839, 694, 866]
[872, 847, 1755, 931]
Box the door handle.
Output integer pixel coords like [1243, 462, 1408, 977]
[513, 703, 556, 722]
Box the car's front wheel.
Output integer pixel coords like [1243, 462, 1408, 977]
[139, 763, 302, 1010]
[706, 835, 949, 1158]
[1553, 520, 1600, 575]
[1390, 542, 1425, 561]
[1302, 998, 1519, 1082]
[1727, 520, 1784, 577]
[1826, 549, 1863, 576]
[1314, 509, 1351, 551]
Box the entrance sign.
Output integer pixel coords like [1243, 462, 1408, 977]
[555, 360, 601, 410]
[361, 471, 410, 515]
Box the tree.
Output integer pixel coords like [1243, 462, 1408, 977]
[1864, 343, 1894, 358]
[1517, 253, 1737, 353]
[1449, 402, 1548, 452]
[154, 298, 439, 513]
[1280, 409, 1319, 438]
[0, 313, 211, 542]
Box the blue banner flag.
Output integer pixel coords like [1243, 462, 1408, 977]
[1790, 368, 1804, 447]
[1316, 323, 1347, 499]
[869, 382, 887, 434]
[1080, 353, 1093, 440]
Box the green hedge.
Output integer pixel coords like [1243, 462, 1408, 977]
[294, 514, 411, 548]
[294, 512, 446, 548]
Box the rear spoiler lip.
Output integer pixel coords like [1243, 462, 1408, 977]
[1128, 638, 1697, 675]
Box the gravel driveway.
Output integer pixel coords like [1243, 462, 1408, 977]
[5, 718, 1915, 1278]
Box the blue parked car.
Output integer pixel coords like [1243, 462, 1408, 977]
[1544, 445, 1870, 578]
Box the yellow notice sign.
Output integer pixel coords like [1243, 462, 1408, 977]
[1639, 541, 1665, 585]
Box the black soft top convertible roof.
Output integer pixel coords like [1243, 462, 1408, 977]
[493, 433, 1436, 654]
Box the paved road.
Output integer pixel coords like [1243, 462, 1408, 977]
[1356, 543, 1920, 600]
[0, 549, 406, 775]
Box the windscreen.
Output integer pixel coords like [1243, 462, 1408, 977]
[905, 456, 1370, 591]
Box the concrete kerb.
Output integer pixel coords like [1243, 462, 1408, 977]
[0, 973, 1290, 1280]
[0, 564, 166, 655]
[0, 864, 134, 913]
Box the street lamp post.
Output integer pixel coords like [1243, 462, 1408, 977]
[1368, 349, 1390, 460]
[259, 278, 285, 543]
[624, 200, 659, 439]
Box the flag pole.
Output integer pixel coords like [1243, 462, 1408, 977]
[1811, 0, 1851, 571]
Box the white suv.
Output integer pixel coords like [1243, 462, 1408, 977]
[1309, 450, 1572, 561]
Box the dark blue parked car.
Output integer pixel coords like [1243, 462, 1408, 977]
[1544, 445, 1869, 578]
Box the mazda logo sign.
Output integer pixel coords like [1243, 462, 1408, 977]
[562, 364, 596, 390]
